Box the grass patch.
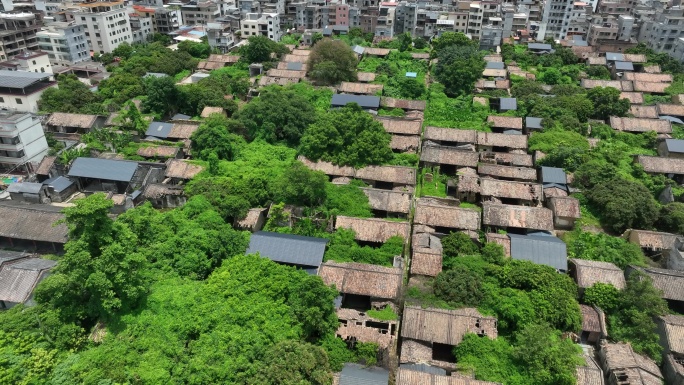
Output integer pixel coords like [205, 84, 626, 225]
[417, 168, 447, 197]
[367, 306, 398, 321]
[460, 202, 481, 211]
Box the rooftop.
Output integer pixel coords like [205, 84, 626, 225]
[335, 216, 409, 243]
[318, 261, 402, 300]
[401, 306, 498, 345]
[67, 157, 138, 182]
[508, 233, 568, 271]
[246, 231, 328, 270]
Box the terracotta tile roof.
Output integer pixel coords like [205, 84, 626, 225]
[164, 159, 203, 179]
[375, 117, 422, 135]
[424, 127, 477, 143]
[318, 261, 402, 300]
[475, 79, 511, 89]
[283, 54, 309, 63]
[581, 79, 632, 91]
[624, 72, 673, 83]
[482, 203, 554, 231]
[483, 54, 503, 62]
[136, 145, 179, 158]
[569, 258, 626, 289]
[477, 131, 527, 148]
[637, 155, 684, 174]
[657, 103, 684, 117]
[658, 314, 684, 354]
[630, 266, 684, 301]
[410, 248, 442, 277]
[480, 152, 534, 167]
[576, 365, 604, 385]
[235, 207, 267, 230]
[480, 179, 543, 201]
[297, 156, 355, 177]
[623, 54, 647, 63]
[620, 92, 644, 104]
[414, 198, 481, 230]
[643, 65, 662, 73]
[580, 304, 604, 333]
[630, 105, 658, 119]
[361, 188, 412, 214]
[356, 165, 417, 186]
[587, 57, 607, 65]
[390, 135, 420, 152]
[338, 81, 383, 95]
[364, 47, 391, 56]
[258, 76, 300, 87]
[335, 216, 410, 243]
[457, 173, 480, 193]
[396, 367, 502, 385]
[266, 68, 307, 79]
[142, 183, 184, 199]
[46, 112, 99, 129]
[276, 61, 308, 71]
[483, 68, 507, 78]
[610, 117, 672, 133]
[207, 54, 240, 63]
[357, 72, 376, 82]
[168, 122, 201, 139]
[381, 97, 427, 111]
[477, 164, 537, 181]
[633, 81, 670, 93]
[35, 155, 56, 176]
[410, 52, 430, 60]
[548, 196, 580, 218]
[600, 341, 663, 384]
[196, 60, 224, 70]
[200, 106, 225, 118]
[486, 116, 523, 130]
[401, 306, 498, 345]
[626, 229, 678, 250]
[421, 145, 479, 167]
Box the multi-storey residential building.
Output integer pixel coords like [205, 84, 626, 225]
[71, 0, 133, 54]
[539, 0, 575, 40]
[241, 12, 281, 40]
[0, 110, 48, 172]
[467, 1, 500, 40]
[0, 12, 41, 61]
[394, 2, 417, 36]
[566, 1, 592, 38]
[132, 3, 183, 35]
[206, 17, 238, 52]
[0, 70, 55, 113]
[130, 14, 152, 43]
[37, 22, 90, 66]
[179, 0, 221, 25]
[596, 0, 634, 16]
[640, 7, 684, 56]
[0, 51, 52, 73]
[587, 14, 619, 45]
[376, 3, 396, 37]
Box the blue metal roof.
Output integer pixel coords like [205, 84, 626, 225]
[246, 231, 328, 269]
[286, 62, 303, 71]
[666, 138, 684, 153]
[145, 121, 174, 138]
[606, 52, 625, 61]
[499, 97, 517, 111]
[614, 61, 634, 71]
[339, 363, 389, 385]
[7, 182, 43, 194]
[67, 157, 138, 182]
[526, 117, 543, 129]
[43, 176, 74, 192]
[508, 233, 568, 271]
[353, 45, 365, 55]
[405, 72, 417, 78]
[486, 61, 505, 69]
[660, 115, 684, 125]
[331, 94, 381, 109]
[528, 43, 553, 51]
[172, 113, 191, 120]
[504, 129, 523, 135]
[540, 166, 567, 184]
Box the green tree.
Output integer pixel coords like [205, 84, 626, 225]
[252, 340, 333, 385]
[586, 65, 611, 79]
[432, 32, 475, 54]
[117, 101, 147, 135]
[434, 45, 485, 97]
[142, 75, 178, 117]
[587, 178, 660, 233]
[413, 37, 427, 49]
[273, 162, 328, 207]
[434, 266, 484, 307]
[299, 104, 393, 167]
[39, 75, 105, 114]
[191, 114, 246, 160]
[236, 86, 317, 145]
[442, 232, 479, 258]
[481, 242, 505, 265]
[511, 80, 545, 98]
[584, 283, 620, 311]
[659, 202, 684, 234]
[150, 32, 172, 45]
[397, 32, 412, 52]
[242, 35, 277, 63]
[587, 87, 630, 120]
[307, 38, 357, 85]
[177, 40, 211, 58]
[565, 229, 646, 269]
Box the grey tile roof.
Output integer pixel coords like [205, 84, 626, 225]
[0, 257, 56, 303]
[528, 43, 553, 51]
[286, 62, 303, 70]
[339, 363, 389, 385]
[67, 157, 138, 182]
[0, 250, 29, 266]
[0, 70, 52, 88]
[540, 166, 567, 184]
[246, 231, 328, 268]
[171, 113, 191, 120]
[331, 94, 381, 109]
[399, 363, 446, 376]
[508, 233, 568, 271]
[666, 139, 684, 153]
[145, 121, 174, 138]
[6, 182, 43, 194]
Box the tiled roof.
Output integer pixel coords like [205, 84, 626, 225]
[569, 259, 626, 289]
[401, 306, 498, 345]
[335, 216, 410, 243]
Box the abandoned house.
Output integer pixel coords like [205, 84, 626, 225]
[142, 183, 186, 209]
[657, 138, 684, 158]
[395, 367, 502, 385]
[580, 304, 608, 344]
[42, 176, 77, 203]
[335, 216, 409, 245]
[627, 266, 684, 308]
[413, 197, 481, 234]
[547, 196, 581, 229]
[234, 208, 268, 232]
[361, 188, 412, 218]
[476, 131, 528, 152]
[636, 155, 684, 183]
[45, 112, 105, 134]
[479, 178, 543, 206]
[246, 231, 328, 274]
[400, 306, 498, 370]
[0, 202, 68, 251]
[486, 115, 523, 132]
[482, 203, 554, 233]
[568, 259, 626, 294]
[410, 232, 443, 277]
[420, 145, 479, 174]
[477, 163, 537, 182]
[480, 151, 534, 167]
[508, 233, 568, 272]
[625, 229, 678, 259]
[423, 126, 477, 148]
[165, 159, 204, 183]
[0, 256, 56, 309]
[656, 315, 684, 385]
[7, 182, 47, 203]
[67, 157, 139, 194]
[298, 156, 355, 182]
[598, 340, 663, 385]
[355, 165, 416, 190]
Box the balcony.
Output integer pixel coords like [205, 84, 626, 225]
[0, 142, 22, 151]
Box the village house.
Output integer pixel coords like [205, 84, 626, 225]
[477, 163, 537, 182]
[625, 229, 678, 259]
[508, 233, 568, 272]
[357, 72, 376, 83]
[598, 341, 663, 385]
[338, 81, 384, 95]
[539, 166, 569, 196]
[331, 94, 381, 110]
[35, 155, 57, 182]
[410, 232, 443, 277]
[196, 54, 240, 71]
[380, 97, 427, 112]
[375, 117, 422, 153]
[45, 112, 106, 134]
[400, 306, 498, 370]
[355, 165, 416, 191]
[579, 304, 608, 344]
[568, 259, 626, 294]
[477, 132, 528, 152]
[136, 146, 182, 162]
[480, 178, 543, 206]
[486, 116, 523, 133]
[413, 197, 481, 234]
[576, 364, 605, 385]
[335, 216, 409, 246]
[656, 104, 684, 120]
[233, 208, 268, 232]
[423, 127, 477, 149]
[246, 231, 328, 274]
[668, 237, 684, 271]
[395, 367, 502, 385]
[627, 266, 684, 308]
[200, 106, 227, 118]
[6, 182, 47, 203]
[636, 155, 684, 183]
[339, 364, 389, 385]
[481, 151, 534, 167]
[142, 183, 186, 209]
[621, 92, 645, 104]
[610, 117, 672, 134]
[0, 256, 57, 309]
[420, 145, 479, 174]
[67, 157, 139, 194]
[547, 196, 581, 229]
[43, 176, 77, 203]
[165, 159, 204, 184]
[630, 105, 658, 119]
[633, 81, 670, 94]
[486, 233, 511, 257]
[482, 203, 554, 233]
[361, 188, 412, 218]
[490, 98, 517, 113]
[658, 139, 684, 158]
[0, 202, 67, 251]
[297, 156, 355, 183]
[656, 315, 684, 385]
[145, 121, 201, 143]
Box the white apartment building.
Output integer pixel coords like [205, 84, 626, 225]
[37, 22, 90, 66]
[0, 70, 56, 113]
[0, 110, 49, 173]
[539, 0, 576, 40]
[71, 0, 133, 54]
[241, 12, 281, 40]
[641, 7, 684, 56]
[130, 14, 153, 43]
[0, 51, 52, 74]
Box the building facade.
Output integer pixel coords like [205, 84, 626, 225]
[37, 22, 90, 66]
[71, 0, 132, 54]
[0, 110, 48, 172]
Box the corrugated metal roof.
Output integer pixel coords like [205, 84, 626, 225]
[11, 258, 56, 271]
[614, 61, 634, 71]
[145, 121, 174, 138]
[43, 176, 75, 192]
[606, 52, 625, 61]
[246, 231, 328, 268]
[171, 113, 191, 120]
[67, 157, 138, 182]
[0, 70, 51, 88]
[540, 166, 567, 184]
[0, 250, 28, 266]
[526, 117, 543, 129]
[666, 139, 684, 153]
[353, 45, 365, 55]
[331, 94, 381, 108]
[528, 43, 553, 50]
[486, 61, 505, 69]
[7, 182, 43, 194]
[508, 233, 568, 271]
[660, 115, 684, 124]
[339, 363, 389, 385]
[499, 97, 517, 111]
[286, 62, 303, 70]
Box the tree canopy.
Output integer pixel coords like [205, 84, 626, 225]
[307, 38, 358, 85]
[433, 45, 484, 97]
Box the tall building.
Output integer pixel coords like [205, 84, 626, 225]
[132, 4, 183, 35]
[0, 12, 41, 61]
[71, 0, 133, 54]
[0, 109, 49, 172]
[37, 22, 90, 66]
[241, 12, 281, 40]
[0, 51, 52, 73]
[129, 14, 152, 43]
[179, 0, 221, 25]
